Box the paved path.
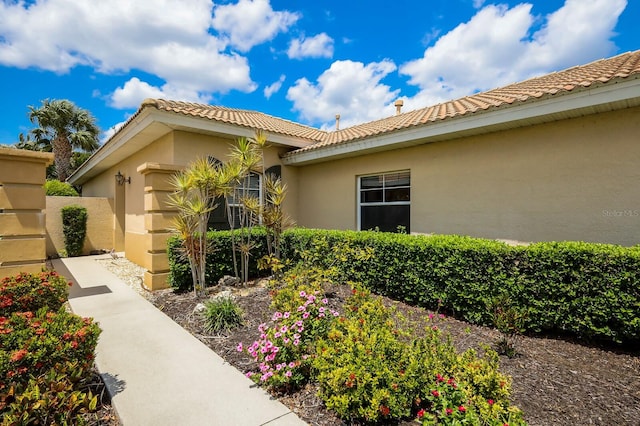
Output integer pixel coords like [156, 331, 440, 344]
[53, 255, 306, 426]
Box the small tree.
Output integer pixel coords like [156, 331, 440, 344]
[61, 205, 88, 257]
[168, 158, 224, 295]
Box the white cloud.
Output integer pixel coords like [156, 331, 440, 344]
[264, 75, 286, 99]
[400, 0, 627, 110]
[287, 33, 334, 59]
[212, 0, 299, 52]
[472, 0, 486, 8]
[0, 0, 278, 109]
[287, 60, 399, 129]
[109, 77, 214, 109]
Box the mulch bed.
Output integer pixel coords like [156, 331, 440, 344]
[147, 282, 640, 426]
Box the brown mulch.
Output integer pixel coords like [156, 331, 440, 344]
[147, 282, 640, 426]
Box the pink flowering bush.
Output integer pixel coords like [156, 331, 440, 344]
[240, 268, 339, 390]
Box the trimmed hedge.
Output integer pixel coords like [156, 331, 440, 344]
[167, 228, 270, 292]
[168, 228, 640, 346]
[61, 205, 88, 257]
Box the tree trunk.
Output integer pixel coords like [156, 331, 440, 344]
[52, 136, 72, 182]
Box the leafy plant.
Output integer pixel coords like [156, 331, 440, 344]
[168, 157, 225, 295]
[241, 267, 339, 391]
[490, 295, 528, 358]
[201, 296, 244, 334]
[0, 271, 70, 316]
[43, 179, 78, 196]
[61, 204, 88, 257]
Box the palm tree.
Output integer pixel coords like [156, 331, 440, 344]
[28, 99, 100, 181]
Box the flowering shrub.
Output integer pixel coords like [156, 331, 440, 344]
[0, 272, 101, 424]
[313, 285, 526, 424]
[0, 307, 100, 392]
[241, 269, 338, 390]
[0, 271, 71, 316]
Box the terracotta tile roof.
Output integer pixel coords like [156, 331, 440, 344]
[143, 99, 326, 143]
[292, 49, 640, 154]
[137, 50, 640, 155]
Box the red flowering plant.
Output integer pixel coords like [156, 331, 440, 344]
[0, 271, 71, 316]
[0, 307, 100, 392]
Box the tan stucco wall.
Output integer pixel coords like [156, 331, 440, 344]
[0, 148, 53, 278]
[172, 131, 299, 223]
[45, 196, 114, 256]
[296, 106, 640, 246]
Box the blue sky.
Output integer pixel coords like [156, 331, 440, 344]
[0, 0, 637, 144]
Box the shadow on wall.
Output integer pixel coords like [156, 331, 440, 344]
[46, 196, 115, 257]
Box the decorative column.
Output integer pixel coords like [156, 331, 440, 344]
[137, 162, 182, 290]
[0, 147, 54, 278]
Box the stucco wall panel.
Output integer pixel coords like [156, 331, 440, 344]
[0, 185, 45, 210]
[45, 196, 114, 256]
[297, 106, 640, 246]
[0, 213, 45, 236]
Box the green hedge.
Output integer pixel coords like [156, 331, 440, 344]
[167, 228, 270, 292]
[44, 180, 78, 196]
[61, 205, 88, 257]
[168, 228, 640, 346]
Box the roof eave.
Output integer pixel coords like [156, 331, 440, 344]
[68, 107, 317, 185]
[283, 77, 640, 166]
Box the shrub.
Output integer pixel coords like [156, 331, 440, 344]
[44, 180, 79, 196]
[0, 272, 101, 424]
[167, 228, 270, 292]
[61, 205, 88, 257]
[2, 362, 98, 425]
[240, 267, 339, 391]
[313, 285, 525, 424]
[201, 297, 244, 334]
[280, 229, 640, 346]
[171, 228, 640, 346]
[0, 271, 70, 316]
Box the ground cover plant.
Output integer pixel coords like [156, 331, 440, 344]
[0, 271, 105, 424]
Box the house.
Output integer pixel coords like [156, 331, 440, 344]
[68, 49, 640, 289]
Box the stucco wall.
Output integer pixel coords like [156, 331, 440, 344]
[296, 106, 640, 246]
[45, 196, 114, 256]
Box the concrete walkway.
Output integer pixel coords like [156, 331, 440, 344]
[53, 255, 306, 426]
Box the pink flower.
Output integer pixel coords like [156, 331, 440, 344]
[431, 390, 440, 397]
[302, 312, 310, 319]
[446, 408, 453, 415]
[236, 342, 243, 352]
[245, 371, 253, 378]
[322, 298, 328, 304]
[284, 370, 292, 377]
[417, 408, 426, 418]
[458, 406, 466, 412]
[488, 399, 494, 406]
[299, 291, 307, 297]
[288, 362, 296, 368]
[283, 312, 290, 318]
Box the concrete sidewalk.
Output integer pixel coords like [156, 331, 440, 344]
[53, 255, 306, 426]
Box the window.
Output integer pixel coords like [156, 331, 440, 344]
[358, 171, 410, 233]
[206, 157, 262, 230]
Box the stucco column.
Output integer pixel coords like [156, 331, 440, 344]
[137, 162, 182, 290]
[0, 147, 54, 278]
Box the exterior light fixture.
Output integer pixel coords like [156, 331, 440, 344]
[115, 171, 130, 185]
